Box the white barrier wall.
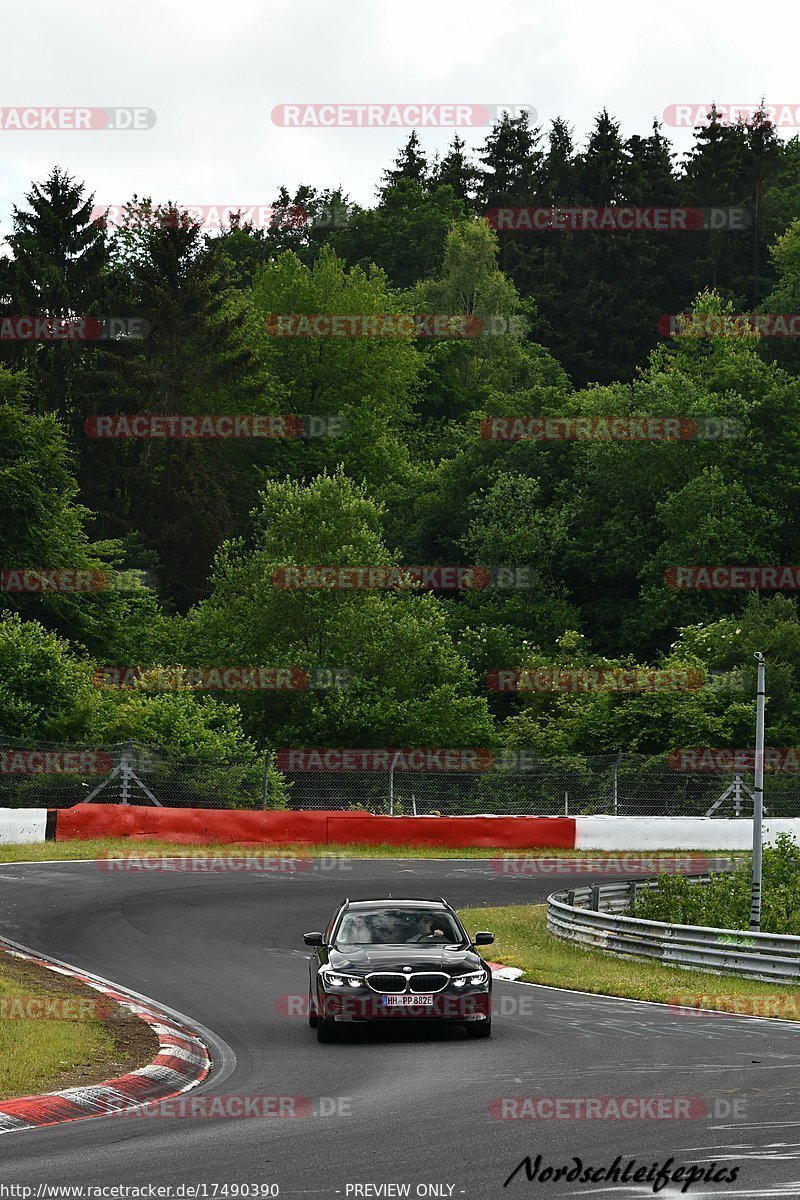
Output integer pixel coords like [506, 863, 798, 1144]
[0, 809, 48, 844]
[575, 816, 800, 850]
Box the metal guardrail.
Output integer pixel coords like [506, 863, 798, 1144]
[547, 876, 800, 985]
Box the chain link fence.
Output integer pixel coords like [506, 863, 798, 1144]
[280, 754, 800, 817]
[0, 739, 270, 810]
[3, 739, 800, 815]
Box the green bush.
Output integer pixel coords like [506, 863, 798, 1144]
[631, 834, 800, 934]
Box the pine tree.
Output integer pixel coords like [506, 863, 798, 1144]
[434, 135, 479, 208]
[0, 168, 106, 432]
[381, 132, 430, 194]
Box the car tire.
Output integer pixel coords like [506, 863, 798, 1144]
[316, 1016, 337, 1043]
[308, 989, 318, 1028]
[466, 1017, 492, 1039]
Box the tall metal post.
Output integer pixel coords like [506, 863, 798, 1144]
[750, 652, 766, 931]
[262, 750, 270, 810]
[612, 750, 622, 816]
[120, 740, 132, 805]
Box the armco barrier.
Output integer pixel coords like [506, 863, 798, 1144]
[547, 878, 800, 985]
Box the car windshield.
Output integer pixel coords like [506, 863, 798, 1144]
[335, 907, 465, 946]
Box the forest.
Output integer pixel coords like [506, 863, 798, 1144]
[2, 107, 800, 792]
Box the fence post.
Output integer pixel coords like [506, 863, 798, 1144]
[612, 750, 622, 815]
[590, 884, 600, 911]
[564, 791, 569, 815]
[120, 740, 132, 806]
[262, 750, 271, 810]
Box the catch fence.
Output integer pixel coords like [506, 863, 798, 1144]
[2, 740, 800, 815]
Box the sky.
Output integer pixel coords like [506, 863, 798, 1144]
[1, 0, 798, 240]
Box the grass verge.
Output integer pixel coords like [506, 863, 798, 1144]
[0, 839, 747, 863]
[0, 951, 158, 1100]
[458, 903, 800, 1018]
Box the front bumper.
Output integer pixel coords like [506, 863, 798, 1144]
[319, 991, 491, 1023]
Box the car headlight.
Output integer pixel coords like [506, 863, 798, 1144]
[320, 970, 364, 988]
[321, 971, 345, 987]
[451, 969, 488, 988]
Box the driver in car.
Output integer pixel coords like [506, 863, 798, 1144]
[406, 914, 450, 942]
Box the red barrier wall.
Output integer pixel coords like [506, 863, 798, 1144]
[55, 805, 334, 845]
[54, 806, 576, 848]
[327, 814, 575, 848]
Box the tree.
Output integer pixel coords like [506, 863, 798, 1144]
[251, 244, 420, 488]
[184, 471, 496, 747]
[0, 168, 106, 436]
[381, 133, 430, 193]
[433, 135, 479, 207]
[334, 180, 467, 289]
[0, 366, 166, 660]
[412, 219, 537, 420]
[83, 202, 282, 607]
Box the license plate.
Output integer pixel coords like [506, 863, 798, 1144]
[382, 994, 434, 1006]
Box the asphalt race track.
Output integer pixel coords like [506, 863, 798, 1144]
[0, 858, 798, 1198]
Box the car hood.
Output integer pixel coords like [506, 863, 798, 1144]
[327, 945, 484, 973]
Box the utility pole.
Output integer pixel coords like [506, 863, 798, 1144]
[750, 652, 766, 932]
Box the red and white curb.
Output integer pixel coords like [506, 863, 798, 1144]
[487, 960, 524, 981]
[0, 936, 210, 1134]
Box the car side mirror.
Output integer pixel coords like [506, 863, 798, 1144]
[474, 931, 494, 945]
[303, 931, 324, 946]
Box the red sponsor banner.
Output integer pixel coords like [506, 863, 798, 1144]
[487, 668, 705, 693]
[0, 749, 113, 775]
[487, 206, 705, 232]
[491, 856, 722, 875]
[667, 993, 800, 1018]
[0, 996, 115, 1019]
[0, 107, 156, 131]
[668, 748, 800, 772]
[663, 103, 800, 128]
[273, 565, 491, 590]
[659, 313, 800, 337]
[489, 1096, 707, 1119]
[0, 569, 108, 593]
[275, 748, 494, 771]
[265, 313, 484, 338]
[665, 565, 800, 590]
